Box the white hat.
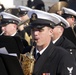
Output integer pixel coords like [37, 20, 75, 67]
[17, 6, 33, 16]
[17, 6, 32, 12]
[0, 12, 21, 26]
[62, 7, 76, 16]
[28, 9, 61, 28]
[51, 13, 70, 28]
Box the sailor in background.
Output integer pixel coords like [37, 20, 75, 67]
[17, 6, 33, 45]
[48, 1, 76, 46]
[23, 9, 76, 75]
[17, 6, 32, 21]
[51, 13, 76, 62]
[0, 11, 27, 75]
[61, 7, 76, 46]
[4, 6, 33, 45]
[0, 12, 28, 48]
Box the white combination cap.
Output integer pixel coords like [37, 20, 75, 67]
[28, 9, 61, 28]
[0, 12, 21, 26]
[17, 6, 32, 12]
[62, 7, 76, 16]
[17, 6, 33, 16]
[51, 13, 70, 28]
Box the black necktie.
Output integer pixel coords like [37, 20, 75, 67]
[36, 53, 41, 60]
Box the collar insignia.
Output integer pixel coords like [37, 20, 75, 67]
[67, 67, 73, 75]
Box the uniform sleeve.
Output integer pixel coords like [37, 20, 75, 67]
[57, 53, 76, 75]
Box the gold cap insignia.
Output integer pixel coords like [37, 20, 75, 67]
[31, 13, 37, 20]
[61, 23, 63, 26]
[72, 16, 74, 18]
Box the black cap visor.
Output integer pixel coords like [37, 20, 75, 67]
[30, 19, 55, 29]
[0, 19, 19, 27]
[62, 14, 76, 19]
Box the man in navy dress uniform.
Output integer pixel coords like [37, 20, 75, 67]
[0, 12, 28, 49]
[23, 9, 76, 75]
[61, 7, 76, 46]
[51, 13, 76, 62]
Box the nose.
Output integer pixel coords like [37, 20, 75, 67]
[33, 30, 39, 36]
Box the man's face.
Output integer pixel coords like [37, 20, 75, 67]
[52, 26, 63, 41]
[66, 17, 75, 27]
[1, 23, 17, 36]
[31, 26, 53, 47]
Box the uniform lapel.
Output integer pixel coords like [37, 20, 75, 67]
[33, 42, 55, 74]
[55, 36, 64, 46]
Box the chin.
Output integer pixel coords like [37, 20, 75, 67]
[36, 43, 43, 47]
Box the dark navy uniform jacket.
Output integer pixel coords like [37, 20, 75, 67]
[54, 36, 76, 61]
[0, 54, 24, 75]
[23, 42, 76, 75]
[15, 32, 29, 48]
[63, 27, 76, 46]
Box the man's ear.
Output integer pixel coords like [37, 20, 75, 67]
[49, 28, 53, 37]
[72, 17, 75, 21]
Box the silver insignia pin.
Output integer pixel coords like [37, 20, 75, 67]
[67, 67, 73, 75]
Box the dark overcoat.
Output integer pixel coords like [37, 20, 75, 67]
[54, 36, 76, 61]
[63, 27, 76, 46]
[23, 42, 76, 75]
